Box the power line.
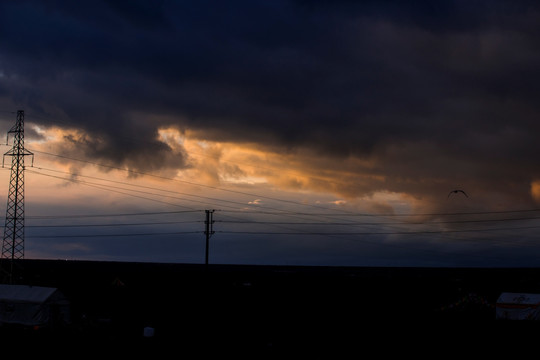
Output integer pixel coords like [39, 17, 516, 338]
[217, 223, 540, 236]
[218, 216, 540, 226]
[24, 149, 540, 220]
[26, 166, 380, 230]
[27, 209, 200, 220]
[27, 169, 199, 210]
[19, 154, 540, 246]
[218, 208, 540, 217]
[26, 220, 201, 228]
[27, 231, 202, 239]
[27, 166, 540, 224]
[30, 166, 275, 211]
[29, 149, 359, 214]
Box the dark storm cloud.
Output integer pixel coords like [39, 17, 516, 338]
[1, 0, 540, 205]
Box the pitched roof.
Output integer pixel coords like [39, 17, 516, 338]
[0, 284, 59, 303]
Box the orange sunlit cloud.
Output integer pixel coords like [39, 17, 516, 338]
[21, 124, 390, 214]
[530, 180, 540, 203]
[19, 123, 517, 220]
[157, 127, 419, 215]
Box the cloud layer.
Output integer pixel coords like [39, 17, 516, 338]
[1, 0, 540, 214]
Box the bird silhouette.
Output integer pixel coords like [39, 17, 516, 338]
[448, 189, 468, 198]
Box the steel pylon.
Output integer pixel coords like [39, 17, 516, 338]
[1, 110, 33, 283]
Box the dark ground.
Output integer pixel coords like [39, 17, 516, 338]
[2, 259, 540, 356]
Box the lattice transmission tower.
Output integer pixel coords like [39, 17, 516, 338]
[0, 110, 33, 283]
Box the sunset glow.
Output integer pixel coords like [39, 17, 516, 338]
[0, 1, 539, 266]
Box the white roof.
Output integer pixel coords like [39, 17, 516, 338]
[0, 284, 59, 303]
[497, 292, 540, 305]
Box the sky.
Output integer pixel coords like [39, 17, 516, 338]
[1, 0, 540, 267]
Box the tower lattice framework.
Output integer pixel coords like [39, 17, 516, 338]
[1, 110, 33, 282]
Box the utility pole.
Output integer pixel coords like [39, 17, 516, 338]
[1, 110, 33, 284]
[204, 209, 215, 266]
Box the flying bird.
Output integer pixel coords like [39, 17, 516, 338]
[448, 189, 469, 198]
